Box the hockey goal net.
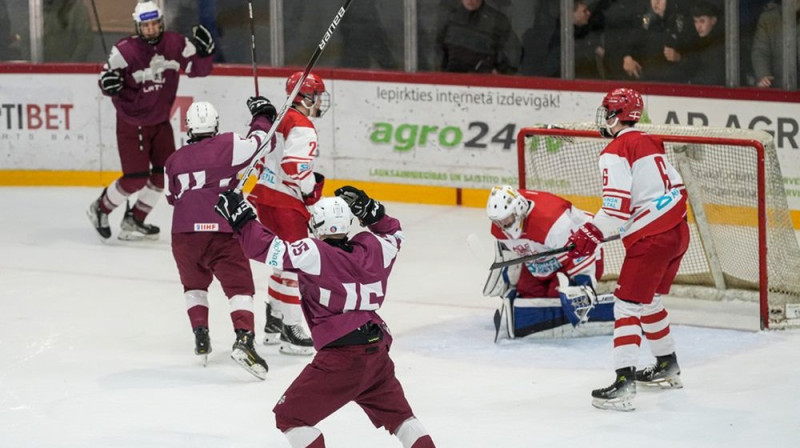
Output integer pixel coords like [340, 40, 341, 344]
[517, 123, 800, 330]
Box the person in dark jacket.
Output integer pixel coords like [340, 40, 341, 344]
[435, 0, 518, 74]
[684, 1, 725, 85]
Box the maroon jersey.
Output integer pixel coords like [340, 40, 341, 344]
[236, 215, 404, 350]
[165, 116, 272, 234]
[103, 31, 213, 126]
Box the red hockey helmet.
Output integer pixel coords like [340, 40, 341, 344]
[286, 72, 326, 104]
[599, 88, 644, 123]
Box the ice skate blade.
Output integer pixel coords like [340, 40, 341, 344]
[263, 332, 282, 345]
[118, 230, 159, 242]
[198, 353, 208, 367]
[592, 397, 635, 412]
[230, 350, 268, 380]
[279, 344, 314, 356]
[637, 376, 683, 389]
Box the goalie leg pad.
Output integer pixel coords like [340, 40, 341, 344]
[510, 297, 569, 338]
[483, 241, 521, 297]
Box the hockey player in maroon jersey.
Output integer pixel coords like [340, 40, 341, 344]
[87, 0, 215, 242]
[214, 186, 436, 448]
[567, 88, 689, 411]
[246, 72, 330, 355]
[483, 185, 613, 339]
[163, 97, 276, 380]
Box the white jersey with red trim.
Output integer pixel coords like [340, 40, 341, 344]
[491, 190, 598, 279]
[593, 128, 687, 247]
[249, 108, 318, 211]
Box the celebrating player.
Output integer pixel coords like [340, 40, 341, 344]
[568, 88, 689, 411]
[246, 71, 330, 355]
[214, 186, 436, 448]
[87, 0, 215, 241]
[483, 185, 612, 339]
[163, 97, 276, 380]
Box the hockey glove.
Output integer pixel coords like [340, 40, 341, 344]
[99, 70, 123, 96]
[567, 222, 603, 259]
[214, 190, 256, 232]
[302, 172, 325, 206]
[191, 24, 215, 57]
[247, 96, 277, 122]
[335, 185, 385, 226]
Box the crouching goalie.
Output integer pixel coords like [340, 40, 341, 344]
[483, 185, 614, 340]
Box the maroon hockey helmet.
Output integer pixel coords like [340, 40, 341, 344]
[600, 88, 644, 123]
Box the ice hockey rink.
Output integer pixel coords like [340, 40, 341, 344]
[1, 187, 799, 448]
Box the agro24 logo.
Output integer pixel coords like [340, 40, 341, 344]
[371, 121, 519, 151]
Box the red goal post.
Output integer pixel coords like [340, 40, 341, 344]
[516, 123, 800, 330]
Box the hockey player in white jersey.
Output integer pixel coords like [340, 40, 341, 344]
[566, 88, 689, 411]
[483, 186, 614, 339]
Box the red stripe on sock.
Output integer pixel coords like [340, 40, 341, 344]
[645, 326, 671, 341]
[614, 316, 640, 328]
[641, 308, 668, 324]
[269, 288, 301, 305]
[614, 334, 642, 347]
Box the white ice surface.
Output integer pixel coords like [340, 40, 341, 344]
[1, 187, 798, 448]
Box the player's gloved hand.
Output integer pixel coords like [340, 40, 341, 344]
[247, 96, 277, 122]
[191, 24, 215, 57]
[567, 222, 603, 259]
[335, 185, 385, 226]
[215, 190, 256, 232]
[302, 172, 325, 206]
[99, 70, 123, 95]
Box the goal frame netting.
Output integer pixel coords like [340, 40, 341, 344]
[516, 124, 800, 330]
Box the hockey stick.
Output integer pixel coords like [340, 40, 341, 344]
[489, 234, 621, 270]
[88, 0, 109, 55]
[234, 0, 355, 194]
[247, 1, 259, 96]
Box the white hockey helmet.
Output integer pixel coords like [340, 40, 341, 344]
[486, 185, 530, 239]
[310, 197, 353, 239]
[133, 1, 164, 45]
[186, 101, 219, 139]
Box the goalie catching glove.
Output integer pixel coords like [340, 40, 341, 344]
[191, 24, 215, 57]
[214, 190, 256, 232]
[335, 186, 385, 226]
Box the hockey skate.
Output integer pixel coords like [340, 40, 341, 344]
[279, 324, 314, 356]
[591, 367, 637, 412]
[636, 353, 683, 389]
[193, 326, 211, 366]
[230, 329, 268, 380]
[118, 202, 159, 241]
[87, 193, 111, 240]
[263, 303, 283, 345]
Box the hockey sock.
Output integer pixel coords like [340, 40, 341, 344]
[612, 298, 643, 370]
[185, 290, 210, 329]
[132, 180, 163, 222]
[228, 294, 255, 333]
[641, 295, 676, 357]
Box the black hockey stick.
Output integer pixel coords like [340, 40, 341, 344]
[234, 0, 355, 194]
[490, 234, 621, 270]
[247, 1, 259, 96]
[88, 0, 109, 55]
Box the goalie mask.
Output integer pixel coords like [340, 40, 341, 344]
[310, 197, 353, 239]
[486, 185, 530, 239]
[186, 101, 219, 139]
[133, 1, 164, 45]
[286, 72, 330, 118]
[596, 88, 643, 138]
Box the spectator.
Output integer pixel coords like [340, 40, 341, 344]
[520, 0, 604, 79]
[739, 0, 774, 85]
[594, 0, 645, 80]
[43, 0, 93, 62]
[684, 1, 725, 85]
[752, 0, 800, 89]
[435, 0, 519, 74]
[621, 0, 695, 83]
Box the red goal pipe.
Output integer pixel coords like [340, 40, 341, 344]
[517, 127, 770, 330]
